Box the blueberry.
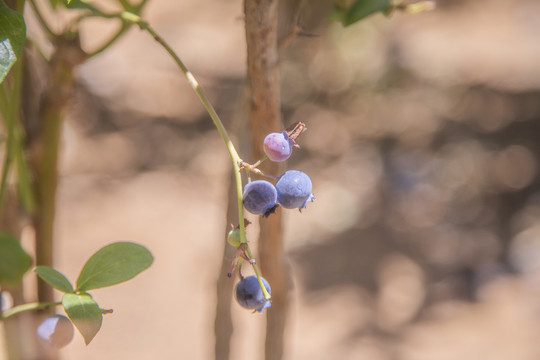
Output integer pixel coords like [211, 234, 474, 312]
[37, 314, 74, 349]
[243, 180, 278, 216]
[263, 131, 294, 162]
[235, 275, 271, 313]
[275, 170, 314, 211]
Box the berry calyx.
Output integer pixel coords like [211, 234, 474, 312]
[235, 275, 271, 313]
[284, 122, 306, 143]
[242, 180, 278, 216]
[275, 170, 314, 211]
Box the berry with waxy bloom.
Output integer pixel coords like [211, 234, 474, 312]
[243, 180, 278, 216]
[235, 275, 271, 313]
[263, 131, 295, 162]
[37, 314, 74, 349]
[275, 170, 314, 211]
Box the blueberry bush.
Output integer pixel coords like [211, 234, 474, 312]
[0, 0, 434, 358]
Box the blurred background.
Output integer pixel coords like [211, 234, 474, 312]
[3, 0, 540, 358]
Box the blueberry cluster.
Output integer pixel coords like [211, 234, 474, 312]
[231, 123, 314, 314]
[243, 127, 315, 216]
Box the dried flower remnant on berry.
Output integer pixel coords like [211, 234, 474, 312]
[285, 122, 307, 145]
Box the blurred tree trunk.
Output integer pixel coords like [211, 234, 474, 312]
[0, 192, 40, 360]
[0, 28, 86, 360]
[1, 2, 42, 359]
[214, 107, 250, 360]
[244, 1, 291, 359]
[24, 35, 86, 305]
[214, 177, 238, 360]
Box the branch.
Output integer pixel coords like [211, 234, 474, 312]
[0, 301, 62, 320]
[119, 12, 270, 300]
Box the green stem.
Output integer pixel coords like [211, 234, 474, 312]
[117, 0, 134, 11]
[134, 0, 148, 12]
[16, 0, 24, 12]
[76, 0, 149, 58]
[0, 57, 22, 220]
[0, 110, 13, 221]
[0, 129, 12, 221]
[120, 12, 270, 300]
[0, 85, 8, 115]
[87, 22, 130, 58]
[28, 0, 56, 38]
[0, 301, 62, 320]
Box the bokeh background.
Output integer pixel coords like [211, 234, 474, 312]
[3, 0, 540, 358]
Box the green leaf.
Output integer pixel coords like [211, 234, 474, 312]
[0, 1, 26, 83]
[0, 232, 32, 285]
[0, 38, 16, 83]
[76, 242, 153, 291]
[34, 266, 74, 293]
[336, 0, 392, 26]
[62, 293, 102, 345]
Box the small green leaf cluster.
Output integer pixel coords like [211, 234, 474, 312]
[331, 0, 435, 26]
[34, 242, 153, 345]
[331, 0, 392, 25]
[0, 0, 149, 86]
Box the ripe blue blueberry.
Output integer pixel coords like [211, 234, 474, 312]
[276, 170, 314, 211]
[263, 131, 295, 162]
[243, 180, 278, 216]
[235, 275, 271, 313]
[37, 314, 74, 349]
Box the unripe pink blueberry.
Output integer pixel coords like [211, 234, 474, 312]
[263, 131, 295, 162]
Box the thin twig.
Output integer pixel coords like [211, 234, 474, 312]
[0, 301, 62, 320]
[119, 12, 270, 300]
[87, 22, 130, 58]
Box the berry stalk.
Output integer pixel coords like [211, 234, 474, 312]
[120, 12, 270, 301]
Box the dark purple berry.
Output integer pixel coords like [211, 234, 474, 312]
[263, 131, 294, 162]
[276, 170, 314, 211]
[37, 314, 74, 349]
[235, 275, 271, 313]
[243, 180, 278, 216]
